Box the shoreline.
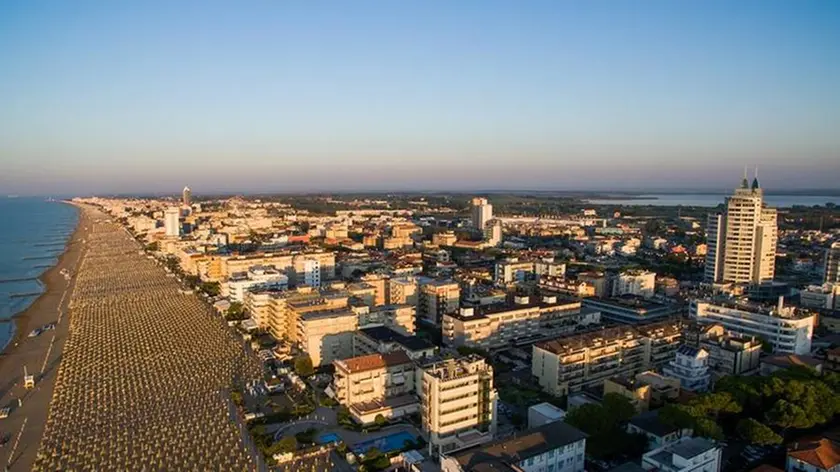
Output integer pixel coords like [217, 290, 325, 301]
[0, 201, 80, 357]
[0, 200, 88, 471]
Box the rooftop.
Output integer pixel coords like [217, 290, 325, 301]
[630, 409, 681, 437]
[788, 438, 840, 469]
[535, 319, 682, 356]
[584, 295, 675, 313]
[335, 350, 413, 374]
[451, 421, 587, 469]
[358, 326, 435, 352]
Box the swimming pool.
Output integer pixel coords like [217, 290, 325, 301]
[317, 432, 341, 445]
[351, 431, 416, 455]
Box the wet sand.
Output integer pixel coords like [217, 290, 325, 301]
[0, 202, 88, 471]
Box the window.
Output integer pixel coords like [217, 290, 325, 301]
[548, 449, 555, 457]
[527, 458, 534, 466]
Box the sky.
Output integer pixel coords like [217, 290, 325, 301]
[1, 1, 839, 195]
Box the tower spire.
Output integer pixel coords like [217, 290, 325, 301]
[741, 166, 749, 189]
[752, 166, 760, 190]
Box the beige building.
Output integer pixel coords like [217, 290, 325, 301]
[418, 279, 461, 325]
[705, 173, 777, 284]
[442, 295, 592, 349]
[351, 303, 416, 335]
[604, 372, 681, 413]
[297, 309, 358, 366]
[388, 276, 418, 306]
[532, 320, 683, 396]
[419, 355, 497, 456]
[470, 198, 493, 230]
[432, 231, 458, 247]
[332, 351, 418, 424]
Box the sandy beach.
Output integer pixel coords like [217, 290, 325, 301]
[0, 202, 88, 471]
[23, 204, 261, 470]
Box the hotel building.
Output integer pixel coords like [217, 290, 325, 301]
[419, 355, 497, 456]
[689, 298, 814, 355]
[532, 320, 683, 396]
[332, 351, 418, 424]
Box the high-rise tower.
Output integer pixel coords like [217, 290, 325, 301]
[704, 170, 777, 285]
[470, 197, 493, 230]
[182, 186, 191, 207]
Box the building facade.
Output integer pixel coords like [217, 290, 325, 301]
[662, 346, 711, 393]
[164, 207, 181, 237]
[532, 320, 683, 396]
[642, 437, 721, 472]
[419, 355, 497, 456]
[418, 279, 461, 325]
[690, 298, 814, 355]
[705, 173, 777, 285]
[471, 197, 493, 230]
[825, 242, 840, 284]
[332, 351, 418, 424]
[615, 270, 657, 298]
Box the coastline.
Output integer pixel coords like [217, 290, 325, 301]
[0, 201, 88, 471]
[0, 201, 80, 357]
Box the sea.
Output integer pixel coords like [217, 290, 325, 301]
[585, 193, 840, 207]
[0, 197, 79, 352]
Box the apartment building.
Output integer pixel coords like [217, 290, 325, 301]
[495, 258, 536, 285]
[297, 309, 358, 366]
[686, 324, 761, 377]
[433, 231, 458, 247]
[441, 421, 587, 472]
[662, 346, 711, 393]
[442, 295, 593, 350]
[705, 173, 777, 285]
[603, 372, 681, 413]
[388, 276, 418, 305]
[353, 326, 436, 360]
[583, 295, 679, 325]
[331, 351, 418, 424]
[690, 298, 815, 355]
[351, 302, 416, 335]
[539, 275, 596, 298]
[642, 437, 721, 472]
[471, 197, 493, 230]
[419, 355, 497, 456]
[418, 278, 461, 325]
[826, 242, 840, 284]
[218, 251, 336, 284]
[614, 270, 656, 298]
[223, 265, 288, 303]
[532, 320, 683, 396]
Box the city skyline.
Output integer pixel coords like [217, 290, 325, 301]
[1, 1, 839, 195]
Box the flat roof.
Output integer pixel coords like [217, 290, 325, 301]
[451, 421, 587, 469]
[336, 350, 413, 374]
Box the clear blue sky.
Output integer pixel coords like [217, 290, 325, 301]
[1, 1, 838, 195]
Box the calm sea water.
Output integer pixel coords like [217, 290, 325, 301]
[586, 194, 840, 207]
[0, 198, 78, 351]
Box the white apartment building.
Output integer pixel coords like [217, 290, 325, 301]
[705, 173, 777, 285]
[331, 351, 418, 424]
[690, 298, 814, 355]
[164, 207, 181, 237]
[662, 346, 711, 393]
[419, 355, 497, 457]
[642, 437, 721, 472]
[615, 270, 656, 298]
[495, 258, 535, 285]
[224, 265, 288, 303]
[441, 420, 587, 472]
[800, 283, 840, 310]
[825, 242, 840, 284]
[471, 197, 493, 230]
[301, 258, 321, 288]
[483, 219, 503, 247]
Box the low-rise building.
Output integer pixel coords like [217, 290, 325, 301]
[532, 320, 683, 395]
[495, 258, 536, 285]
[760, 354, 824, 376]
[528, 402, 566, 428]
[662, 346, 711, 393]
[353, 326, 436, 360]
[687, 324, 761, 378]
[615, 270, 657, 298]
[786, 438, 840, 472]
[332, 351, 418, 424]
[419, 355, 497, 456]
[441, 421, 587, 472]
[629, 409, 693, 452]
[224, 265, 288, 303]
[583, 296, 680, 325]
[642, 437, 721, 472]
[690, 298, 815, 355]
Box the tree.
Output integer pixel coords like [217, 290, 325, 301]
[737, 418, 783, 446]
[602, 393, 637, 423]
[374, 414, 388, 427]
[200, 281, 221, 297]
[226, 302, 247, 321]
[277, 436, 298, 453]
[766, 400, 813, 431]
[294, 355, 315, 377]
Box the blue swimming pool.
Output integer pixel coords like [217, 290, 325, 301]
[317, 432, 341, 445]
[351, 431, 416, 455]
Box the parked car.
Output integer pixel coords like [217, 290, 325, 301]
[28, 328, 41, 338]
[0, 407, 10, 419]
